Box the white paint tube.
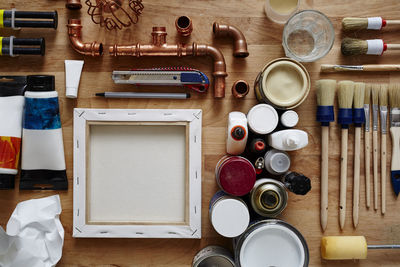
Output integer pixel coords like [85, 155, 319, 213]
[65, 60, 84, 98]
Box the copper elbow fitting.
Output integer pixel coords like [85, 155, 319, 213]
[232, 80, 249, 98]
[66, 0, 82, 9]
[175, 16, 193, 37]
[213, 22, 249, 58]
[67, 19, 103, 56]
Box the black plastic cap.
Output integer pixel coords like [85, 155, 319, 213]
[284, 172, 312, 195]
[53, 11, 58, 29]
[26, 75, 55, 92]
[231, 126, 245, 140]
[0, 174, 15, 189]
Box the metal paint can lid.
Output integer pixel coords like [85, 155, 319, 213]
[264, 149, 291, 175]
[234, 219, 309, 267]
[216, 156, 256, 196]
[192, 246, 235, 267]
[247, 104, 278, 134]
[281, 110, 299, 128]
[210, 195, 250, 238]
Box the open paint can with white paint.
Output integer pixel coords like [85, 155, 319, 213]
[192, 245, 235, 267]
[254, 58, 310, 110]
[209, 191, 250, 238]
[234, 219, 309, 267]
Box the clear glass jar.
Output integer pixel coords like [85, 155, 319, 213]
[264, 0, 300, 24]
[282, 10, 335, 62]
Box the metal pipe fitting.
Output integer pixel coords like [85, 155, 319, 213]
[109, 26, 227, 98]
[175, 16, 193, 37]
[232, 80, 249, 98]
[67, 19, 103, 56]
[213, 22, 249, 58]
[66, 0, 82, 9]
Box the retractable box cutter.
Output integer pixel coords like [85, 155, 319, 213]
[112, 67, 209, 93]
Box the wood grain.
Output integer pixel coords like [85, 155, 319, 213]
[1, 0, 400, 266]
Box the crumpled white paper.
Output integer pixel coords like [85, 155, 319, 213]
[0, 195, 64, 267]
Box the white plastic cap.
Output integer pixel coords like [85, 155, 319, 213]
[247, 104, 278, 134]
[66, 86, 78, 98]
[281, 110, 299, 128]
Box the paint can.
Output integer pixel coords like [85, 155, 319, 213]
[234, 219, 309, 267]
[264, 149, 291, 175]
[192, 245, 235, 267]
[250, 178, 288, 217]
[209, 191, 250, 238]
[254, 58, 310, 109]
[247, 104, 278, 135]
[215, 156, 256, 196]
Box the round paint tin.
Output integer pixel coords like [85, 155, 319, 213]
[250, 178, 288, 217]
[209, 191, 250, 238]
[264, 149, 291, 175]
[215, 156, 256, 196]
[234, 219, 309, 267]
[192, 245, 235, 267]
[254, 58, 310, 110]
[247, 104, 279, 135]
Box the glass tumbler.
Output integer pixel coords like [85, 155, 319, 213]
[282, 10, 335, 62]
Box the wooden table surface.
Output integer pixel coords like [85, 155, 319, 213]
[1, 0, 400, 266]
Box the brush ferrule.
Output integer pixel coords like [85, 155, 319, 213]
[380, 106, 388, 134]
[364, 104, 370, 131]
[316, 105, 334, 123]
[390, 108, 400, 127]
[372, 104, 379, 131]
[338, 108, 352, 126]
[367, 39, 384, 55]
[353, 108, 365, 124]
[367, 17, 383, 30]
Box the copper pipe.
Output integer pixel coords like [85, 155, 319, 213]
[213, 22, 249, 58]
[67, 19, 103, 56]
[66, 0, 82, 9]
[232, 80, 249, 98]
[175, 16, 193, 37]
[109, 26, 227, 98]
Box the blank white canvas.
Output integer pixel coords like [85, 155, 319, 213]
[88, 124, 187, 224]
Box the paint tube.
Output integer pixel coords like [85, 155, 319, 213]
[65, 60, 84, 98]
[20, 75, 68, 190]
[0, 76, 26, 189]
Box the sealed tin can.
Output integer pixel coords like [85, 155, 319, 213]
[192, 245, 235, 267]
[209, 191, 250, 238]
[254, 58, 310, 110]
[234, 219, 309, 267]
[250, 178, 288, 217]
[215, 156, 256, 196]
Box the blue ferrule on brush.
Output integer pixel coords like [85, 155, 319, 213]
[338, 108, 352, 128]
[353, 108, 365, 127]
[316, 106, 334, 126]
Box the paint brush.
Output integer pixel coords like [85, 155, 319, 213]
[353, 82, 365, 228]
[321, 64, 400, 72]
[316, 79, 337, 231]
[341, 38, 400, 56]
[342, 17, 400, 31]
[338, 81, 354, 230]
[379, 84, 388, 214]
[389, 84, 400, 196]
[372, 84, 380, 210]
[364, 84, 372, 208]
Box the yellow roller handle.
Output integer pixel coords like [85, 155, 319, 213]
[0, 10, 4, 28]
[321, 236, 367, 260]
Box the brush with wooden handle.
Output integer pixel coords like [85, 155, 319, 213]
[342, 17, 400, 31]
[364, 84, 372, 208]
[372, 84, 380, 210]
[338, 81, 354, 230]
[316, 79, 337, 231]
[379, 84, 388, 214]
[353, 82, 365, 228]
[341, 38, 400, 56]
[389, 84, 400, 196]
[321, 64, 400, 72]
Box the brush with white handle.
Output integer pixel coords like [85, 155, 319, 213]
[342, 17, 400, 31]
[341, 38, 400, 56]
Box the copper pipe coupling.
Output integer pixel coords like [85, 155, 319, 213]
[67, 19, 103, 56]
[213, 22, 249, 58]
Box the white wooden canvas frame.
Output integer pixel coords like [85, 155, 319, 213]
[73, 109, 202, 238]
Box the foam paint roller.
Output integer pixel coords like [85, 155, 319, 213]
[321, 236, 400, 260]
